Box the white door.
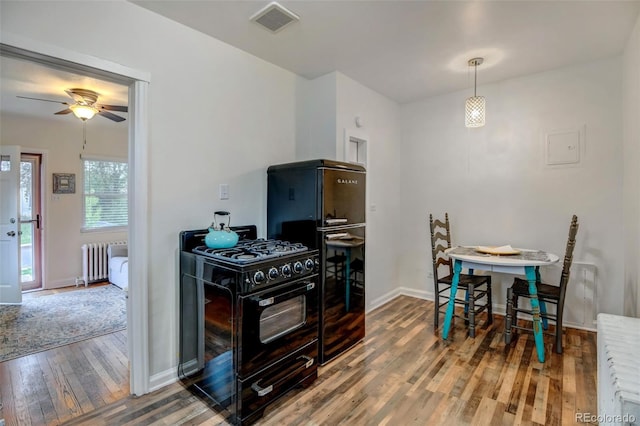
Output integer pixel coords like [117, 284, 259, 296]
[0, 145, 22, 304]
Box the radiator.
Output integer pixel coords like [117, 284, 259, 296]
[597, 313, 640, 426]
[80, 241, 127, 286]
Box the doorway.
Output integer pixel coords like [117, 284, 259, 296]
[19, 153, 42, 291]
[0, 40, 150, 396]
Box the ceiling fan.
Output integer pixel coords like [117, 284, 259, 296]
[17, 88, 128, 122]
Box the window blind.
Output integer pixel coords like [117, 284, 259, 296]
[83, 159, 128, 230]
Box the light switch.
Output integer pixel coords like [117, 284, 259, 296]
[545, 130, 581, 165]
[219, 184, 229, 200]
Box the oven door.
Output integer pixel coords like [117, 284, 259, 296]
[237, 275, 318, 378]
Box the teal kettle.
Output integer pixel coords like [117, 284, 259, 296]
[205, 211, 239, 249]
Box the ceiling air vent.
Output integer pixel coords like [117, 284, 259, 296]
[250, 2, 300, 33]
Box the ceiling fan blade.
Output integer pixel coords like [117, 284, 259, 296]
[17, 95, 68, 105]
[54, 108, 73, 115]
[98, 104, 128, 113]
[98, 110, 126, 122]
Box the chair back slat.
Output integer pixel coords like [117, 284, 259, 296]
[435, 257, 450, 269]
[432, 243, 449, 255]
[431, 219, 447, 229]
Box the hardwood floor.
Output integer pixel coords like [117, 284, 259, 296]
[0, 330, 129, 426]
[0, 283, 128, 426]
[0, 295, 597, 425]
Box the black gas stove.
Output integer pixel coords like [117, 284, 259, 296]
[179, 226, 320, 425]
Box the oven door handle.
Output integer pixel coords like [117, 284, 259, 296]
[251, 281, 316, 307]
[258, 297, 275, 307]
[299, 354, 314, 369]
[251, 381, 273, 397]
[250, 355, 315, 397]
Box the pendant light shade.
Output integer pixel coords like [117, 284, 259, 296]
[465, 95, 485, 128]
[465, 58, 485, 128]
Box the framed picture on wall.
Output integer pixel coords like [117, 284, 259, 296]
[53, 173, 76, 194]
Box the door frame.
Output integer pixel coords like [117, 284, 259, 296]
[20, 150, 46, 291]
[0, 35, 151, 396]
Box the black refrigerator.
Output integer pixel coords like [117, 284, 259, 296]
[267, 159, 366, 365]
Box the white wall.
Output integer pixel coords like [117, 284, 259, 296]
[1, 1, 300, 379]
[399, 57, 624, 318]
[295, 73, 337, 160]
[623, 13, 640, 318]
[335, 72, 402, 308]
[0, 113, 127, 288]
[294, 71, 403, 308]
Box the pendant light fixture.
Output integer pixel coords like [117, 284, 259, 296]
[465, 57, 485, 128]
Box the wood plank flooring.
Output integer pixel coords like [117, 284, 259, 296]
[0, 330, 129, 426]
[1, 295, 597, 425]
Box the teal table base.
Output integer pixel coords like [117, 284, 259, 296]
[441, 260, 462, 341]
[441, 261, 546, 363]
[525, 265, 545, 362]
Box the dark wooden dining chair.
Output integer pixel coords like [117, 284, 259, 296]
[505, 214, 579, 354]
[429, 213, 493, 337]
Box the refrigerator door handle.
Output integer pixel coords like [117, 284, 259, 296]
[325, 218, 348, 225]
[326, 232, 349, 240]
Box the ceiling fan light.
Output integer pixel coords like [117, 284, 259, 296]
[70, 104, 98, 121]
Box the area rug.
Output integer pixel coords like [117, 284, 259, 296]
[0, 285, 126, 362]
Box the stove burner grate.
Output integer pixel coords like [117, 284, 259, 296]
[192, 239, 308, 264]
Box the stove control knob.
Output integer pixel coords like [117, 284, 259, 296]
[254, 271, 266, 284]
[268, 267, 279, 280]
[293, 261, 304, 274]
[281, 264, 292, 277]
[304, 259, 315, 271]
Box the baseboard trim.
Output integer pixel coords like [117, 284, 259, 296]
[367, 287, 433, 313]
[45, 278, 77, 289]
[366, 288, 596, 332]
[149, 367, 178, 393]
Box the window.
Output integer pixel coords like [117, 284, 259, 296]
[82, 158, 128, 231]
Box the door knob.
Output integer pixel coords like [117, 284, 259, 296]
[7, 231, 16, 237]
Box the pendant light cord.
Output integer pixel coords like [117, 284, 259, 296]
[474, 62, 478, 97]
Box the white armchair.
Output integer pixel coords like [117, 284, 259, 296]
[108, 244, 128, 290]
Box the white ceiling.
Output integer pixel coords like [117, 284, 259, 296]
[132, 0, 640, 103]
[1, 0, 639, 123]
